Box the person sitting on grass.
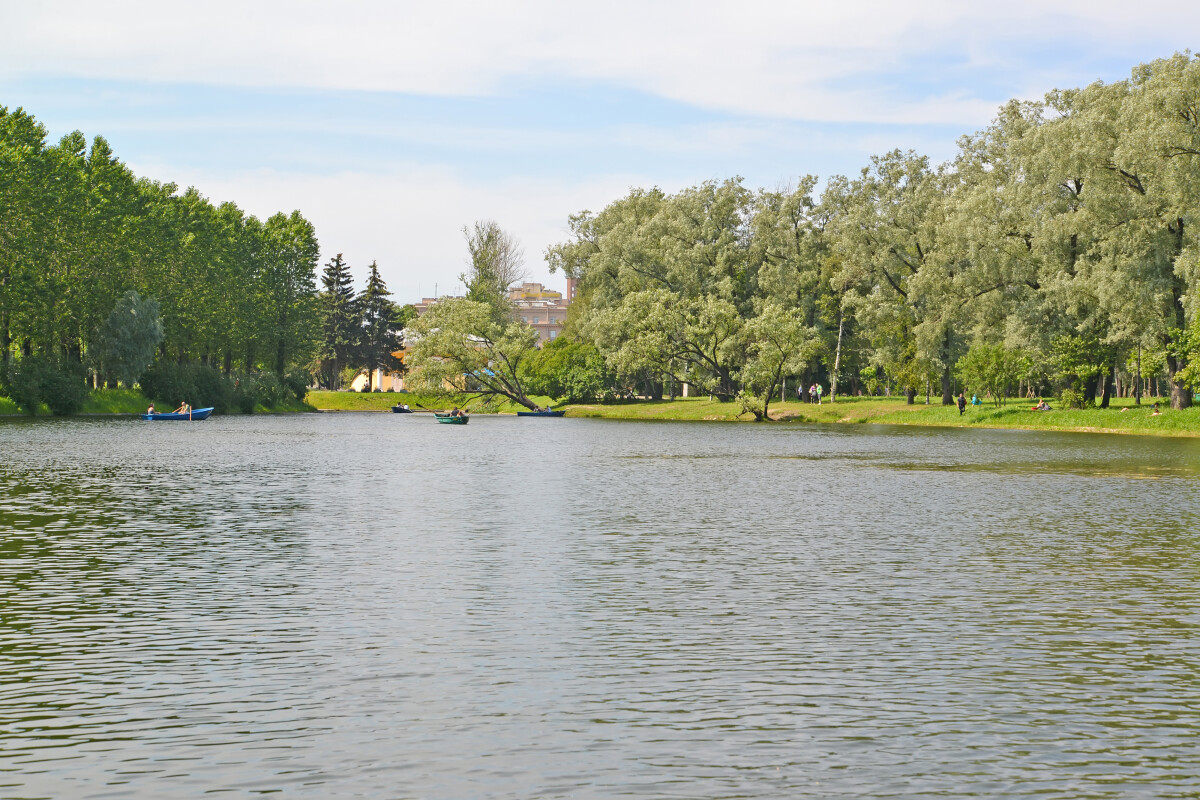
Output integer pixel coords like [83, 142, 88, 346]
[1151, 402, 1161, 416]
[1035, 400, 1051, 411]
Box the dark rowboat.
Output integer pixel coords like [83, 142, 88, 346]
[435, 413, 468, 425]
[391, 405, 414, 413]
[516, 409, 565, 417]
[142, 407, 214, 421]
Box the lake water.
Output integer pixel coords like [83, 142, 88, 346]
[2, 413, 1199, 799]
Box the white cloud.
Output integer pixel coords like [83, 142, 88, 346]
[134, 162, 649, 304]
[5, 1, 1199, 126]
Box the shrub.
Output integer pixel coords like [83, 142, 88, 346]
[282, 369, 311, 402]
[4, 357, 47, 414]
[40, 360, 89, 416]
[4, 356, 89, 416]
[1059, 387, 1087, 409]
[229, 371, 293, 413]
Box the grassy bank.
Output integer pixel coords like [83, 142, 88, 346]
[305, 390, 555, 414]
[0, 388, 314, 416]
[564, 395, 1200, 436]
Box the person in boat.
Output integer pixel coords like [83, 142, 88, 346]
[173, 401, 190, 415]
[147, 403, 155, 414]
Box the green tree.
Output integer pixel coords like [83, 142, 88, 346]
[406, 298, 543, 410]
[462, 220, 526, 310]
[737, 302, 821, 421]
[316, 253, 359, 388]
[260, 211, 319, 375]
[358, 261, 401, 391]
[91, 290, 164, 387]
[522, 337, 611, 403]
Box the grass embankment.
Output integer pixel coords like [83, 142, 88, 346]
[0, 388, 314, 416]
[565, 395, 1200, 436]
[305, 390, 556, 414]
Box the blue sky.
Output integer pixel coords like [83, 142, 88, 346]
[2, 1, 1198, 303]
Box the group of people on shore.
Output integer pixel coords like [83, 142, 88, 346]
[796, 383, 823, 404]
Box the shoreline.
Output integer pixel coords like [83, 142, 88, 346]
[306, 391, 1198, 438]
[559, 396, 1200, 438]
[5, 391, 1195, 439]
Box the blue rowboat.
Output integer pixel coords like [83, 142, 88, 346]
[516, 409, 565, 417]
[142, 407, 214, 421]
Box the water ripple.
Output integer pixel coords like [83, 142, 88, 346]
[1, 415, 1199, 798]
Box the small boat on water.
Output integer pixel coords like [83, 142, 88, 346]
[435, 413, 468, 425]
[391, 405, 414, 413]
[142, 407, 214, 421]
[516, 409, 565, 417]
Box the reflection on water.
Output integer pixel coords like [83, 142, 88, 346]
[1, 415, 1199, 798]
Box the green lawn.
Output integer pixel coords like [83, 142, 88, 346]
[564, 394, 1200, 436]
[81, 388, 153, 414]
[305, 390, 556, 414]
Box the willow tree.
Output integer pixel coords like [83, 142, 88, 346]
[462, 220, 526, 308]
[406, 298, 542, 410]
[549, 180, 759, 399]
[826, 151, 968, 403]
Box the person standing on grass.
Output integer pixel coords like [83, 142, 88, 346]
[815, 383, 823, 404]
[957, 392, 967, 416]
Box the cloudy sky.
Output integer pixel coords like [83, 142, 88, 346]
[2, 1, 1198, 302]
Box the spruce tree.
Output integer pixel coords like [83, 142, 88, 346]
[317, 253, 359, 388]
[358, 261, 401, 391]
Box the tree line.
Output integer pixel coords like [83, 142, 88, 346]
[531, 53, 1200, 415]
[0, 104, 412, 411]
[0, 107, 319, 377]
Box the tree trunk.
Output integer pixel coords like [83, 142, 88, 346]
[223, 350, 233, 377]
[829, 308, 844, 402]
[1082, 373, 1099, 406]
[1, 311, 10, 366]
[1167, 353, 1192, 410]
[905, 387, 916, 405]
[940, 366, 953, 405]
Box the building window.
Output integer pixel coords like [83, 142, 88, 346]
[549, 330, 557, 339]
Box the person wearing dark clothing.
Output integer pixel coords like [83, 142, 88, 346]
[956, 392, 967, 416]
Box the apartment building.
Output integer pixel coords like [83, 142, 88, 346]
[509, 282, 571, 344]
